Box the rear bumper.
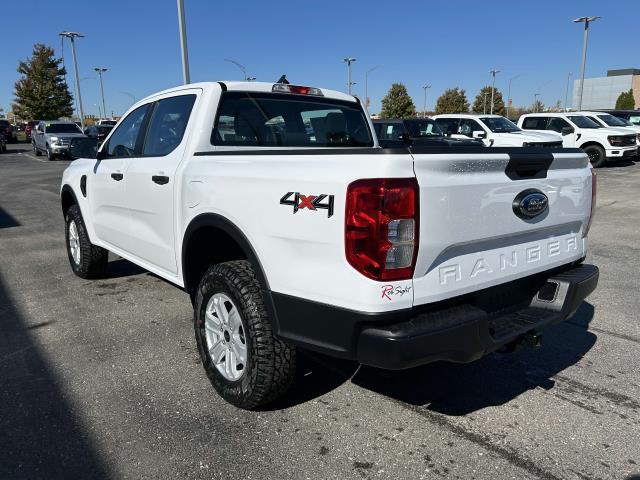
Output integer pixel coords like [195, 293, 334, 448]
[270, 263, 598, 370]
[358, 264, 598, 369]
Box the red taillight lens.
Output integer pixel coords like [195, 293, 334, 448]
[583, 169, 596, 238]
[345, 178, 419, 281]
[272, 83, 323, 96]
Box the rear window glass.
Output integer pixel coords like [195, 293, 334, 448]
[46, 123, 82, 134]
[211, 92, 373, 147]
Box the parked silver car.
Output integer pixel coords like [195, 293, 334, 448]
[32, 121, 86, 160]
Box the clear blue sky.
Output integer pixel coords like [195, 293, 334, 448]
[1, 0, 638, 117]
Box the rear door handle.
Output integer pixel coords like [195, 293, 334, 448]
[152, 175, 169, 185]
[111, 173, 123, 181]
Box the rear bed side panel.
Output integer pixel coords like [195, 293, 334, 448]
[412, 150, 592, 306]
[180, 151, 416, 313]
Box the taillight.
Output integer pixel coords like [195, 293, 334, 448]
[272, 83, 323, 96]
[345, 178, 419, 281]
[583, 169, 596, 238]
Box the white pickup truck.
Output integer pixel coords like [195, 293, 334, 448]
[433, 114, 563, 148]
[518, 112, 638, 167]
[61, 81, 599, 409]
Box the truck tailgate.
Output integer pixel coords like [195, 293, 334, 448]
[411, 148, 593, 306]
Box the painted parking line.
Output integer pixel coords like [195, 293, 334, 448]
[17, 151, 47, 162]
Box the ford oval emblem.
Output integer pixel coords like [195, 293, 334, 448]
[512, 189, 549, 219]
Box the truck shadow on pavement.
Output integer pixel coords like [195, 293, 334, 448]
[352, 302, 597, 416]
[273, 303, 596, 415]
[0, 276, 109, 479]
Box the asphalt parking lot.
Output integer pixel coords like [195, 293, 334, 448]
[1, 143, 639, 480]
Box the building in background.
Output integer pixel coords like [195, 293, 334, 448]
[572, 68, 640, 110]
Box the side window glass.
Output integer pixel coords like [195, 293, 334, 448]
[522, 117, 547, 130]
[435, 118, 459, 136]
[378, 123, 404, 140]
[143, 94, 196, 156]
[548, 118, 569, 132]
[106, 104, 150, 158]
[459, 119, 482, 137]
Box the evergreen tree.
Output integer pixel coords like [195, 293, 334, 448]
[472, 85, 505, 115]
[380, 83, 416, 118]
[13, 44, 74, 120]
[615, 89, 635, 109]
[434, 88, 470, 114]
[530, 99, 545, 113]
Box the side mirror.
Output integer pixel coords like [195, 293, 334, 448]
[472, 130, 487, 139]
[561, 126, 575, 136]
[69, 137, 99, 159]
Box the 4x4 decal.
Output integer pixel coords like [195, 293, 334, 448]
[280, 192, 334, 218]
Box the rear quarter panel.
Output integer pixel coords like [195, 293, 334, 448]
[179, 151, 416, 312]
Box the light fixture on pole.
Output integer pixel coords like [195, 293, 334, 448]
[224, 59, 254, 81]
[574, 16, 600, 111]
[59, 31, 85, 129]
[489, 69, 500, 114]
[177, 0, 190, 84]
[343, 57, 357, 95]
[506, 74, 521, 119]
[422, 84, 431, 118]
[564, 72, 573, 111]
[365, 65, 381, 110]
[94, 67, 108, 120]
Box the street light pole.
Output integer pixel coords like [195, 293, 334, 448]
[489, 69, 500, 114]
[94, 67, 108, 120]
[483, 92, 489, 114]
[365, 65, 381, 110]
[343, 57, 356, 95]
[177, 0, 190, 84]
[506, 74, 521, 119]
[574, 16, 600, 111]
[59, 32, 85, 130]
[422, 84, 431, 118]
[534, 93, 540, 112]
[564, 72, 573, 111]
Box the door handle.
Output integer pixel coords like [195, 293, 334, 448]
[152, 175, 169, 185]
[111, 173, 123, 181]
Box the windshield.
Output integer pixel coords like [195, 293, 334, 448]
[403, 119, 443, 137]
[46, 123, 82, 134]
[479, 116, 520, 133]
[598, 114, 631, 127]
[568, 115, 601, 129]
[212, 92, 373, 147]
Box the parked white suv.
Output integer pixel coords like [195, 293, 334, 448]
[518, 113, 638, 167]
[60, 81, 598, 409]
[433, 114, 563, 147]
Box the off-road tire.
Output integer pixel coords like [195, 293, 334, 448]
[584, 144, 606, 168]
[34, 142, 41, 156]
[194, 260, 296, 409]
[65, 204, 108, 278]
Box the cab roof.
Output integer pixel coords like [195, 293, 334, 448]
[137, 81, 357, 104]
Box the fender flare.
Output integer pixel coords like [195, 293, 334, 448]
[181, 213, 270, 291]
[60, 184, 80, 217]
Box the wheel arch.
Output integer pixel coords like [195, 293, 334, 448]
[60, 184, 79, 218]
[181, 213, 270, 295]
[578, 141, 605, 151]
